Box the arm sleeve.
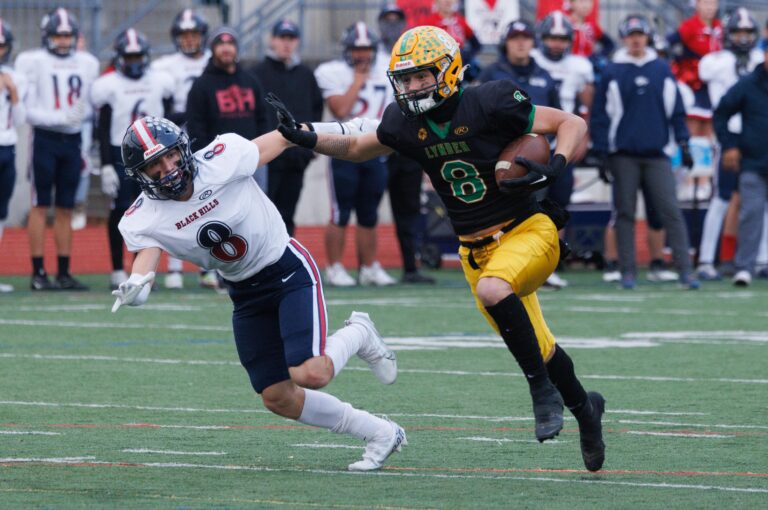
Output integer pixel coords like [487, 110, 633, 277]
[185, 79, 210, 153]
[713, 81, 745, 150]
[588, 71, 611, 154]
[98, 105, 114, 166]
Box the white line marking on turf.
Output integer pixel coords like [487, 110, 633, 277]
[618, 419, 768, 430]
[122, 449, 226, 456]
[626, 431, 734, 439]
[0, 319, 229, 332]
[291, 444, 362, 450]
[0, 400, 269, 415]
[0, 457, 95, 463]
[1, 458, 766, 494]
[0, 430, 62, 436]
[459, 437, 566, 444]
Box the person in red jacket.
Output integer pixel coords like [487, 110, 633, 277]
[668, 0, 723, 136]
[422, 0, 481, 80]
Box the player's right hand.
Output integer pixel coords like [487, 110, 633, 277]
[100, 164, 120, 198]
[265, 93, 318, 149]
[111, 272, 155, 313]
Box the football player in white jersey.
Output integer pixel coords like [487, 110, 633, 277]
[696, 8, 766, 280]
[112, 117, 406, 471]
[150, 8, 212, 289]
[0, 18, 25, 293]
[90, 28, 174, 289]
[314, 22, 396, 288]
[15, 7, 98, 291]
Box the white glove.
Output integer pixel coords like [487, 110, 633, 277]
[111, 272, 155, 313]
[64, 100, 87, 126]
[100, 164, 120, 198]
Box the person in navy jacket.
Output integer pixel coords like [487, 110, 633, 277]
[590, 14, 699, 289]
[713, 39, 768, 286]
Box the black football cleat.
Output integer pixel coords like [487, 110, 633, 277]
[31, 273, 56, 291]
[578, 391, 606, 472]
[530, 380, 564, 442]
[55, 274, 90, 291]
[401, 271, 436, 284]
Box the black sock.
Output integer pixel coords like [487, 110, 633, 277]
[485, 293, 549, 387]
[108, 209, 124, 271]
[546, 345, 589, 419]
[32, 257, 45, 277]
[57, 256, 70, 277]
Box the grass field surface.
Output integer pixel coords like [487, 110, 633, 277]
[0, 269, 766, 509]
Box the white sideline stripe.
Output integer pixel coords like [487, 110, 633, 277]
[0, 456, 94, 463]
[565, 306, 739, 317]
[459, 437, 566, 444]
[0, 457, 766, 494]
[122, 449, 226, 456]
[2, 351, 767, 384]
[0, 430, 62, 436]
[626, 431, 734, 439]
[0, 319, 229, 332]
[291, 444, 362, 450]
[0, 400, 269, 415]
[618, 419, 768, 430]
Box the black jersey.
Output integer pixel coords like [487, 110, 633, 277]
[377, 80, 539, 235]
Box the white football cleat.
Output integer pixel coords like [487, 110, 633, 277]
[696, 263, 720, 281]
[0, 282, 13, 293]
[358, 261, 396, 286]
[110, 270, 128, 291]
[346, 311, 397, 385]
[325, 262, 356, 287]
[647, 267, 679, 282]
[164, 272, 184, 289]
[543, 272, 568, 289]
[199, 270, 220, 289]
[733, 270, 752, 287]
[348, 417, 407, 472]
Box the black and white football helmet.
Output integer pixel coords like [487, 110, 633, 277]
[40, 7, 78, 57]
[121, 117, 197, 200]
[114, 28, 151, 80]
[724, 8, 758, 55]
[538, 11, 573, 61]
[170, 9, 208, 56]
[0, 18, 13, 64]
[341, 22, 379, 67]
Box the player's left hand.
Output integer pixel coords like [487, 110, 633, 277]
[111, 272, 155, 312]
[265, 93, 318, 149]
[679, 141, 694, 170]
[514, 153, 568, 178]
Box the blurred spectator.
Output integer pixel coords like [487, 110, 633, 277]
[71, 33, 92, 232]
[0, 18, 25, 293]
[314, 22, 395, 287]
[15, 7, 98, 291]
[422, 0, 482, 81]
[463, 0, 520, 46]
[590, 14, 698, 290]
[151, 8, 211, 289]
[90, 28, 174, 290]
[696, 8, 764, 281]
[712, 39, 768, 287]
[253, 20, 323, 237]
[531, 11, 594, 288]
[378, 5, 435, 284]
[668, 0, 723, 137]
[567, 0, 614, 59]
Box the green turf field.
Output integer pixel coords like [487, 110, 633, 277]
[0, 269, 766, 509]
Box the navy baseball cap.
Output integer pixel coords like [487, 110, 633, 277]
[505, 20, 535, 39]
[273, 19, 300, 38]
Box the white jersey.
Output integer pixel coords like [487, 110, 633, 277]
[0, 65, 27, 146]
[119, 133, 289, 281]
[699, 48, 764, 134]
[150, 50, 210, 114]
[314, 52, 392, 121]
[90, 70, 175, 146]
[14, 48, 98, 134]
[531, 49, 594, 115]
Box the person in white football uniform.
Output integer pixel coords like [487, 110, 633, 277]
[531, 11, 595, 289]
[696, 8, 766, 280]
[112, 116, 406, 471]
[90, 28, 174, 289]
[0, 18, 25, 293]
[150, 8, 212, 289]
[15, 7, 98, 291]
[314, 22, 396, 287]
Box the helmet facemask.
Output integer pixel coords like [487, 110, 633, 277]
[131, 146, 195, 200]
[389, 56, 464, 117]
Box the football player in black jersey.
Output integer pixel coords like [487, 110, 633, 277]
[271, 25, 606, 472]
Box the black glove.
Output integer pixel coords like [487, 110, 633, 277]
[594, 153, 612, 183]
[515, 153, 568, 178]
[679, 140, 694, 170]
[498, 170, 550, 193]
[265, 92, 318, 149]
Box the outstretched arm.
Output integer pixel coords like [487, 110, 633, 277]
[111, 247, 162, 312]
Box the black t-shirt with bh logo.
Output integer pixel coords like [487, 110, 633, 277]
[377, 80, 538, 235]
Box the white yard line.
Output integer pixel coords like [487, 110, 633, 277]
[291, 444, 362, 450]
[121, 449, 226, 456]
[458, 437, 566, 444]
[618, 419, 768, 430]
[626, 431, 734, 439]
[0, 430, 62, 436]
[0, 457, 765, 494]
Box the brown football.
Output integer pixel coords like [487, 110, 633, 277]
[495, 133, 551, 185]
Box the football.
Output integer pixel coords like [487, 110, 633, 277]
[495, 133, 551, 185]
